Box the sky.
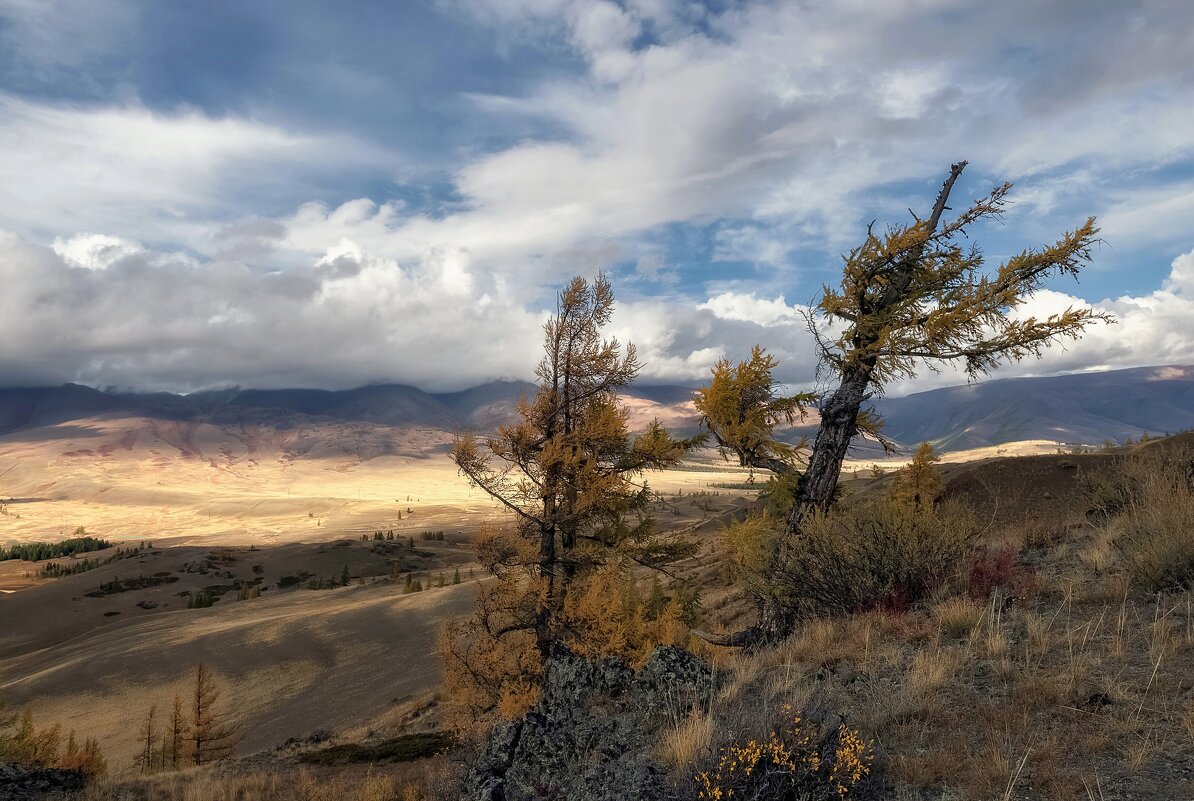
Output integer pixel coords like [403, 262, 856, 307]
[0, 0, 1192, 395]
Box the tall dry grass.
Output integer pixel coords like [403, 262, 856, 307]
[80, 761, 460, 801]
[1086, 448, 1194, 591]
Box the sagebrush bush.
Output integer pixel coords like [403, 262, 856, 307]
[766, 498, 980, 617]
[694, 705, 874, 800]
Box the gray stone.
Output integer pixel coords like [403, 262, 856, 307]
[467, 646, 713, 801]
[0, 762, 87, 800]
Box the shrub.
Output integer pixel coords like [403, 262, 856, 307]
[437, 579, 543, 730]
[187, 589, 215, 608]
[1110, 487, 1194, 591]
[768, 498, 980, 617]
[1083, 447, 1194, 522]
[437, 566, 696, 732]
[1086, 447, 1194, 591]
[562, 566, 693, 665]
[722, 513, 775, 593]
[932, 596, 984, 640]
[967, 546, 1038, 601]
[694, 705, 874, 800]
[0, 701, 106, 778]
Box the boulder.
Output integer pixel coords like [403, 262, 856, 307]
[0, 763, 87, 800]
[468, 646, 713, 801]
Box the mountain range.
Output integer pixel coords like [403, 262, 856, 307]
[1, 364, 1192, 452]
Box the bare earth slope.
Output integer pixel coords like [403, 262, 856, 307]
[0, 538, 481, 765]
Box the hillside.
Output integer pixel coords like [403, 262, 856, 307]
[1, 365, 1192, 548]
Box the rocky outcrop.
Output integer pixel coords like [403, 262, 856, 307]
[0, 763, 86, 800]
[468, 646, 714, 801]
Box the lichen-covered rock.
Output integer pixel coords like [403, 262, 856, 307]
[468, 646, 713, 801]
[0, 763, 87, 800]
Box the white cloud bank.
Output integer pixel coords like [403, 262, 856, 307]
[1, 224, 1191, 395]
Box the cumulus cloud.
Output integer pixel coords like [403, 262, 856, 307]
[2, 224, 1192, 396]
[0, 229, 544, 392]
[440, 0, 1194, 258]
[51, 233, 144, 271]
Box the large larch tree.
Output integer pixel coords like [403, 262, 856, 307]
[696, 161, 1111, 646]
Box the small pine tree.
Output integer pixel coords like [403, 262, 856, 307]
[452, 567, 461, 585]
[340, 565, 350, 586]
[890, 442, 944, 510]
[436, 573, 445, 588]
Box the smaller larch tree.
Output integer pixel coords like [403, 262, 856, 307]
[442, 275, 698, 725]
[137, 704, 157, 774]
[189, 663, 240, 766]
[165, 695, 187, 770]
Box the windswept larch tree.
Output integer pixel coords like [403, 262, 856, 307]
[696, 161, 1111, 646]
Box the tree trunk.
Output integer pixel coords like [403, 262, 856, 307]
[535, 520, 556, 660]
[753, 363, 875, 640]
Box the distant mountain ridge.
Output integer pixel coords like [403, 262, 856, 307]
[1, 365, 1192, 451]
[874, 365, 1194, 450]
